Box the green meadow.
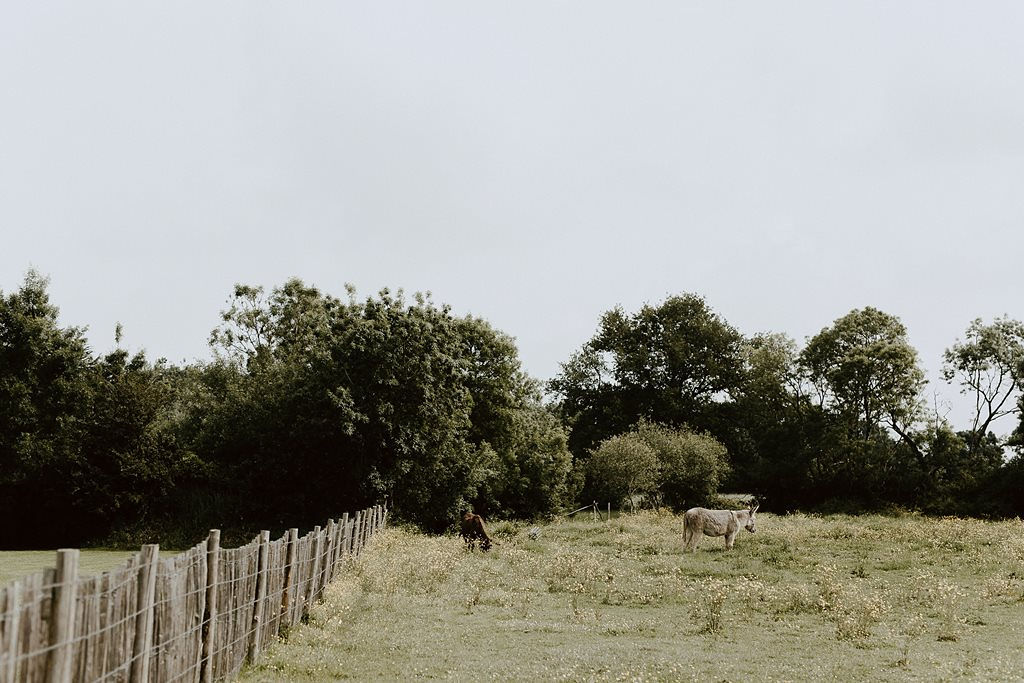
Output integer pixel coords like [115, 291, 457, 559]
[0, 550, 138, 585]
[239, 512, 1024, 682]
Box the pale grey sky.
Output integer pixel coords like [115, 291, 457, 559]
[2, 2, 1023, 433]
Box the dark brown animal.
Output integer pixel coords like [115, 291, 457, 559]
[460, 512, 493, 551]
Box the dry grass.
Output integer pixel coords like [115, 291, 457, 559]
[238, 511, 1024, 681]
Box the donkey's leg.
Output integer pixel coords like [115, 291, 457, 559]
[724, 531, 737, 550]
[685, 524, 699, 552]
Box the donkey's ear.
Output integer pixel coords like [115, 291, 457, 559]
[751, 504, 759, 513]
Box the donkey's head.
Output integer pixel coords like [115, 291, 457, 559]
[745, 504, 759, 533]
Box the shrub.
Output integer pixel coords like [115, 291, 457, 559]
[586, 434, 660, 512]
[635, 421, 731, 510]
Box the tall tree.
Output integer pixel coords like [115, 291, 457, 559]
[800, 307, 926, 448]
[942, 316, 1024, 449]
[0, 272, 94, 545]
[548, 294, 745, 457]
[204, 279, 572, 530]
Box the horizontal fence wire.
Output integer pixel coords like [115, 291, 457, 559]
[0, 505, 386, 683]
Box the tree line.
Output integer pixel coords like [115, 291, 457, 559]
[1, 271, 1022, 547]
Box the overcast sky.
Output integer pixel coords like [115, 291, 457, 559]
[2, 2, 1023, 433]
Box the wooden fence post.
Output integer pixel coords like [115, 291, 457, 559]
[279, 528, 298, 635]
[45, 549, 79, 683]
[129, 544, 159, 683]
[3, 582, 20, 683]
[323, 520, 336, 587]
[330, 519, 342, 578]
[306, 526, 322, 607]
[247, 531, 270, 664]
[340, 514, 350, 558]
[200, 530, 220, 683]
[354, 509, 362, 557]
[335, 518, 344, 567]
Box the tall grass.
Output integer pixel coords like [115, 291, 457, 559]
[241, 512, 1024, 681]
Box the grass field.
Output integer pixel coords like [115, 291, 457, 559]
[238, 511, 1024, 682]
[0, 550, 139, 585]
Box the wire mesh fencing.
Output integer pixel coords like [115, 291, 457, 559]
[0, 504, 386, 683]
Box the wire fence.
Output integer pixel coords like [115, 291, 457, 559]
[0, 504, 386, 683]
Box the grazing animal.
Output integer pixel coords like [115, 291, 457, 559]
[683, 504, 758, 552]
[460, 512, 493, 551]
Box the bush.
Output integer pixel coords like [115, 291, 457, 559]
[634, 422, 730, 511]
[586, 434, 660, 511]
[584, 422, 730, 512]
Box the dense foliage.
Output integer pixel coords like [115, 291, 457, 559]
[0, 274, 572, 546]
[552, 296, 1024, 518]
[2, 271, 1023, 548]
[586, 423, 730, 512]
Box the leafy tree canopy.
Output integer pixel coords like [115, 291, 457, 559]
[800, 307, 925, 442]
[549, 294, 745, 456]
[943, 316, 1024, 446]
[204, 279, 573, 531]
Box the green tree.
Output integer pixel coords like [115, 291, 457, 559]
[0, 272, 196, 545]
[0, 272, 95, 545]
[586, 433, 660, 512]
[795, 308, 931, 506]
[74, 350, 200, 539]
[634, 421, 730, 511]
[549, 294, 745, 458]
[943, 317, 1024, 450]
[485, 403, 575, 519]
[800, 307, 926, 449]
[203, 279, 572, 531]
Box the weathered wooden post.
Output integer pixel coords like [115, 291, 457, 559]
[130, 544, 159, 683]
[334, 518, 344, 568]
[200, 529, 220, 683]
[340, 513, 350, 558]
[331, 518, 343, 577]
[323, 520, 336, 587]
[319, 524, 330, 591]
[247, 530, 271, 663]
[279, 528, 298, 635]
[46, 549, 79, 683]
[3, 581, 20, 683]
[307, 526, 322, 607]
[352, 512, 362, 556]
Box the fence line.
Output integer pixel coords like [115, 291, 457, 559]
[0, 504, 387, 683]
